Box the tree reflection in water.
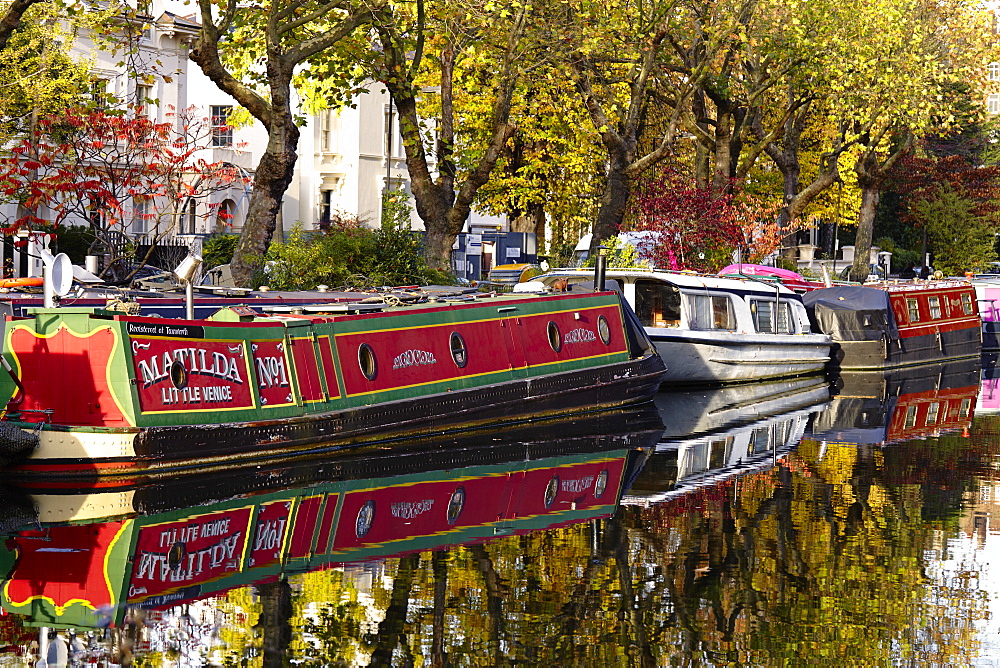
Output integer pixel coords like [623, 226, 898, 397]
[265, 430, 991, 666]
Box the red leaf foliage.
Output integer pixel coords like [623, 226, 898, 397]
[636, 168, 792, 273]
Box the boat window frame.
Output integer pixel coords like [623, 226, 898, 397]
[449, 331, 468, 368]
[906, 298, 920, 322]
[925, 402, 940, 425]
[928, 296, 942, 319]
[358, 343, 378, 381]
[962, 293, 974, 315]
[547, 321, 562, 352]
[750, 299, 794, 334]
[598, 316, 611, 345]
[687, 293, 736, 331]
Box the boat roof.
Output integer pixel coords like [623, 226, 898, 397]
[535, 268, 798, 295]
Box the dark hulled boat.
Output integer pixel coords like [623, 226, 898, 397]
[0, 288, 665, 477]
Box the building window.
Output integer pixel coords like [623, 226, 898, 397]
[90, 79, 109, 109]
[989, 62, 1000, 81]
[135, 84, 153, 118]
[989, 94, 1000, 116]
[319, 190, 332, 227]
[215, 199, 235, 232]
[132, 198, 149, 234]
[180, 198, 197, 234]
[320, 110, 336, 153]
[211, 105, 233, 147]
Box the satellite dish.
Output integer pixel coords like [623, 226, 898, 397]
[50, 253, 72, 297]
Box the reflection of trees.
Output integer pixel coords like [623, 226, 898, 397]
[193, 433, 992, 665]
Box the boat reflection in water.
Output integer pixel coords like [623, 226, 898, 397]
[808, 358, 980, 445]
[623, 376, 831, 506]
[978, 353, 1000, 414]
[0, 406, 663, 659]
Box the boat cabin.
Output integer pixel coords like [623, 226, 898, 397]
[519, 269, 814, 336]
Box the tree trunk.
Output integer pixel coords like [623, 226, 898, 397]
[229, 122, 299, 286]
[590, 144, 631, 255]
[851, 183, 879, 282]
[257, 579, 292, 668]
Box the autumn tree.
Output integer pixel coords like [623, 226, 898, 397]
[368, 0, 536, 270]
[834, 0, 994, 280]
[637, 168, 786, 272]
[189, 0, 377, 286]
[0, 107, 246, 281]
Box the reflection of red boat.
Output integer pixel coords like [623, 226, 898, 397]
[0, 289, 664, 477]
[0, 411, 660, 629]
[807, 359, 979, 445]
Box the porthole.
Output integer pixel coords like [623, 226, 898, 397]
[358, 344, 377, 381]
[547, 321, 562, 352]
[447, 486, 466, 524]
[167, 542, 186, 571]
[356, 500, 375, 538]
[544, 476, 560, 508]
[594, 470, 609, 498]
[598, 316, 611, 345]
[169, 360, 188, 389]
[450, 332, 468, 368]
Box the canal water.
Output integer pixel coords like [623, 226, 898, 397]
[3, 357, 1000, 666]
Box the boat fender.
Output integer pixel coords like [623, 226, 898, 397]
[0, 421, 38, 465]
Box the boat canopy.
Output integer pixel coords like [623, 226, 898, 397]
[802, 286, 898, 341]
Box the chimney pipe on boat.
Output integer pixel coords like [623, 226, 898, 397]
[595, 246, 608, 291]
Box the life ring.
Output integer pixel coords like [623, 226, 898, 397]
[0, 277, 43, 289]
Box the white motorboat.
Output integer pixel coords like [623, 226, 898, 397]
[518, 268, 833, 385]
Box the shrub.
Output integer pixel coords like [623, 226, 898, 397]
[202, 233, 240, 270]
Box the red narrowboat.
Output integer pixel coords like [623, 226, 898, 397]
[802, 281, 981, 370]
[0, 289, 665, 477]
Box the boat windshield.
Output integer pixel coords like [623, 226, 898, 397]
[634, 280, 681, 327]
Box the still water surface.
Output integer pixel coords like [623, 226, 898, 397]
[4, 358, 1000, 666]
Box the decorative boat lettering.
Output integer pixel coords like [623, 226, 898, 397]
[392, 349, 438, 370]
[564, 328, 597, 344]
[129, 508, 253, 599]
[132, 338, 255, 412]
[561, 476, 595, 493]
[391, 499, 434, 519]
[126, 322, 205, 338]
[251, 339, 296, 407]
[136, 347, 245, 388]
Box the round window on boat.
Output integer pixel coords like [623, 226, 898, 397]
[547, 321, 562, 352]
[450, 332, 468, 368]
[169, 360, 188, 389]
[598, 316, 611, 345]
[447, 486, 466, 524]
[358, 344, 377, 381]
[167, 541, 186, 571]
[594, 469, 609, 498]
[356, 500, 375, 538]
[544, 476, 560, 508]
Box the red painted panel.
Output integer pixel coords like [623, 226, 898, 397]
[251, 339, 295, 407]
[314, 493, 340, 554]
[9, 326, 127, 426]
[336, 316, 514, 396]
[517, 305, 627, 368]
[5, 521, 127, 611]
[317, 335, 341, 399]
[128, 507, 253, 603]
[290, 336, 324, 402]
[131, 337, 254, 413]
[510, 459, 627, 518]
[287, 495, 324, 558]
[332, 475, 518, 552]
[248, 499, 294, 569]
